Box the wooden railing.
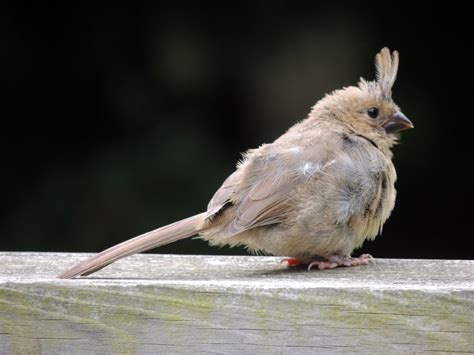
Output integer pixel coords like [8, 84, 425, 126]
[1, 252, 473, 353]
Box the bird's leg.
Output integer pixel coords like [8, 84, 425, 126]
[307, 254, 375, 270]
[280, 258, 305, 267]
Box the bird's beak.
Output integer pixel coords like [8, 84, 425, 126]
[383, 111, 414, 133]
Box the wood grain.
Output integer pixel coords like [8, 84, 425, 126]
[1, 253, 473, 353]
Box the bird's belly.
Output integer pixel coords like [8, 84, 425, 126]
[256, 175, 395, 260]
[203, 156, 396, 262]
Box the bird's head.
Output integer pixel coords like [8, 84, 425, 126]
[314, 48, 413, 150]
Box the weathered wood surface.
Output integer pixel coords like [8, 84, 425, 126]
[0, 252, 473, 354]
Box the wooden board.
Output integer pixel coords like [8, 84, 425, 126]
[1, 252, 473, 353]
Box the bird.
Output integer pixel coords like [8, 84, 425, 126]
[59, 47, 413, 279]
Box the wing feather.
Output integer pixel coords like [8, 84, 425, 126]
[206, 139, 334, 238]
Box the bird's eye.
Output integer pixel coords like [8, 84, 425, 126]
[367, 107, 379, 119]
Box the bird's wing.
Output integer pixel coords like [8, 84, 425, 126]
[206, 169, 243, 218]
[207, 142, 332, 238]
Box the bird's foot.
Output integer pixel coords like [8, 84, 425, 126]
[280, 258, 305, 267]
[307, 254, 375, 271]
[349, 254, 375, 266]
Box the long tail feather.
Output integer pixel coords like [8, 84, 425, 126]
[58, 212, 206, 279]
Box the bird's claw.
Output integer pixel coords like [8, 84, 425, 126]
[307, 260, 339, 270]
[350, 253, 375, 266]
[307, 254, 375, 271]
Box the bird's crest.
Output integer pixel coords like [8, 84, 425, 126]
[359, 47, 399, 100]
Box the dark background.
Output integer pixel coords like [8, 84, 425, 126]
[2, 3, 473, 259]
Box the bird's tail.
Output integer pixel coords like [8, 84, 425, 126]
[58, 212, 207, 279]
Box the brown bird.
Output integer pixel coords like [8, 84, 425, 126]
[59, 47, 413, 279]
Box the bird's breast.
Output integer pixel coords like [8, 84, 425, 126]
[291, 139, 397, 255]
